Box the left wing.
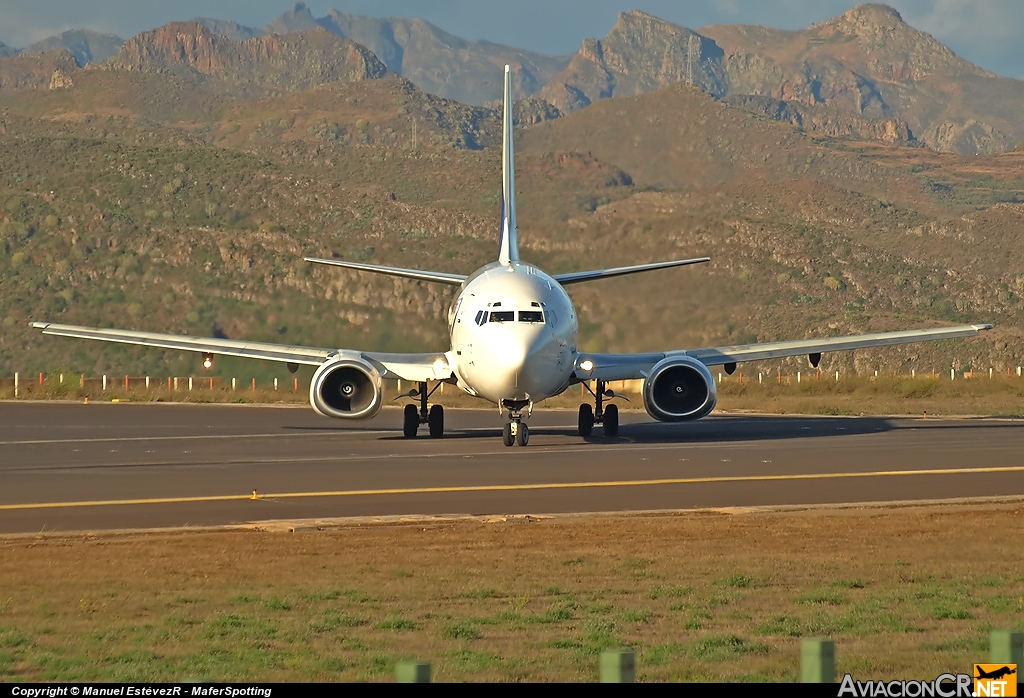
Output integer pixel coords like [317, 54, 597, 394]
[553, 257, 710, 285]
[29, 322, 453, 382]
[576, 324, 994, 381]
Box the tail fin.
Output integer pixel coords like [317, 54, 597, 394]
[498, 64, 519, 265]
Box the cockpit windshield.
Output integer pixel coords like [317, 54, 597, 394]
[489, 311, 515, 323]
[518, 311, 544, 323]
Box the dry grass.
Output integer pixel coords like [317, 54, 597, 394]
[0, 505, 1022, 681]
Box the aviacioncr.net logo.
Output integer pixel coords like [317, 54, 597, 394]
[838, 673, 974, 697]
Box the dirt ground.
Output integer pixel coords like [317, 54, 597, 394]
[1, 502, 1022, 682]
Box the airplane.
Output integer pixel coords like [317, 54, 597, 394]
[975, 666, 1016, 681]
[31, 65, 993, 447]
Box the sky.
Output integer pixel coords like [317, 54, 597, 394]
[1, 0, 1022, 79]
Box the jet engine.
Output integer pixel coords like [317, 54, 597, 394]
[310, 358, 383, 420]
[643, 356, 717, 422]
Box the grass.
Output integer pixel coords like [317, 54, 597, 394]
[0, 505, 1020, 681]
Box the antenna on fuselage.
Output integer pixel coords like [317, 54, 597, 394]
[498, 64, 519, 266]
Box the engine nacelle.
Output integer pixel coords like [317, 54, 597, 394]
[310, 358, 383, 420]
[643, 355, 717, 422]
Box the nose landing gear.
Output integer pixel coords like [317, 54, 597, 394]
[401, 381, 445, 438]
[578, 380, 622, 438]
[501, 399, 531, 447]
[502, 420, 529, 447]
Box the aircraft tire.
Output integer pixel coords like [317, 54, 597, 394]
[578, 404, 594, 437]
[502, 423, 515, 447]
[516, 422, 530, 446]
[604, 404, 619, 437]
[403, 404, 419, 438]
[428, 404, 444, 438]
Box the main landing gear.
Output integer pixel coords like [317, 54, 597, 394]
[578, 380, 621, 438]
[402, 381, 444, 438]
[501, 399, 530, 447]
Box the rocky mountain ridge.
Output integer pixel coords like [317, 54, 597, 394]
[538, 5, 1024, 154]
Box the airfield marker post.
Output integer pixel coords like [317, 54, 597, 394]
[1019, 366, 1022, 376]
[951, 368, 955, 380]
[759, 372, 762, 384]
[13, 372, 18, 397]
[989, 630, 1023, 666]
[274, 378, 278, 391]
[599, 649, 635, 683]
[173, 377, 178, 391]
[293, 378, 298, 392]
[125, 375, 129, 390]
[232, 378, 236, 391]
[801, 638, 835, 683]
[81, 374, 85, 388]
[39, 372, 43, 385]
[145, 376, 150, 389]
[102, 375, 107, 391]
[252, 378, 256, 390]
[395, 661, 431, 683]
[188, 377, 193, 392]
[836, 371, 839, 382]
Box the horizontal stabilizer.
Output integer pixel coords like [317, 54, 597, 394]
[304, 257, 466, 285]
[553, 257, 710, 285]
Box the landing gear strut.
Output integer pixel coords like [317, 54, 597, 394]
[501, 400, 531, 447]
[578, 380, 620, 438]
[402, 381, 444, 438]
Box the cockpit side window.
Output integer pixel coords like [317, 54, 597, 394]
[474, 310, 488, 326]
[489, 311, 514, 323]
[518, 310, 544, 323]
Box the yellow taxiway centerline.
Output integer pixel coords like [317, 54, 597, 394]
[1, 465, 1023, 511]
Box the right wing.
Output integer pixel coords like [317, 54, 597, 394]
[577, 324, 994, 381]
[29, 322, 454, 382]
[304, 257, 466, 285]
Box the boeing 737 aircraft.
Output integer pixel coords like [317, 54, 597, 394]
[32, 66, 992, 446]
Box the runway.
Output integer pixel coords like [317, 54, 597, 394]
[1, 402, 1023, 534]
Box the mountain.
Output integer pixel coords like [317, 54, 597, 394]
[21, 30, 124, 66]
[105, 23, 389, 97]
[0, 50, 79, 91]
[192, 3, 570, 105]
[318, 8, 570, 105]
[537, 11, 728, 112]
[538, 5, 1024, 154]
[189, 18, 261, 42]
[0, 43, 16, 58]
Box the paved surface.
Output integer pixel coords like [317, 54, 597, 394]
[1, 402, 1023, 534]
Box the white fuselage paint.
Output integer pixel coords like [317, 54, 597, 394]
[445, 261, 578, 408]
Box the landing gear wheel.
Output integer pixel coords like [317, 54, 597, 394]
[403, 404, 419, 438]
[604, 404, 619, 437]
[515, 422, 530, 447]
[428, 404, 444, 438]
[578, 403, 594, 437]
[502, 422, 515, 447]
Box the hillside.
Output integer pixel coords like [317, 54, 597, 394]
[0, 46, 1021, 382]
[538, 5, 1024, 154]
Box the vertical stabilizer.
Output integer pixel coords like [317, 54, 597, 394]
[498, 64, 519, 265]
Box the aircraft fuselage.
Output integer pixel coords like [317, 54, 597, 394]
[446, 261, 579, 407]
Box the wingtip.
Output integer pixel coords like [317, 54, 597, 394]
[976, 323, 994, 331]
[505, 64, 510, 73]
[29, 321, 47, 329]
